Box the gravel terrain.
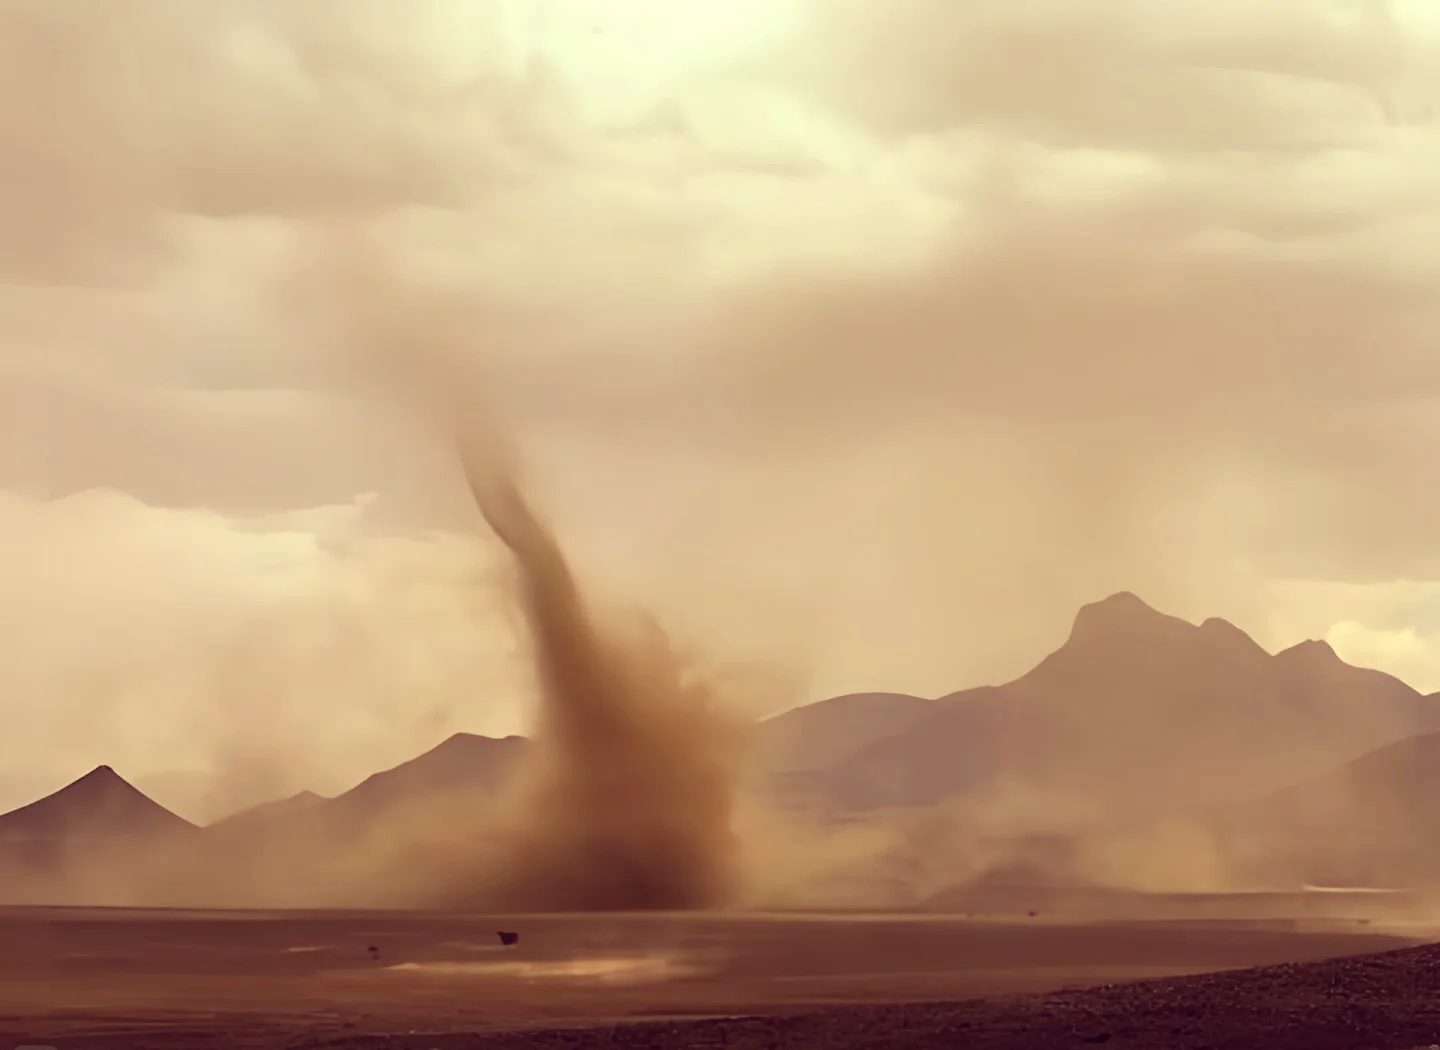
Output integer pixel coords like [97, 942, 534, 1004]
[439, 942, 1440, 1050]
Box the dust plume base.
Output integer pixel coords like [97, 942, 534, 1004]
[451, 457, 745, 911]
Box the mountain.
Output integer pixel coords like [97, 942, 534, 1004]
[205, 789, 326, 835]
[0, 766, 201, 904]
[759, 692, 936, 774]
[801, 593, 1440, 820]
[1212, 732, 1440, 888]
[206, 733, 529, 846]
[0, 765, 196, 842]
[755, 692, 938, 814]
[327, 733, 527, 814]
[195, 733, 531, 908]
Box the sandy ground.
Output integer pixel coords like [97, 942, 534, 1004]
[0, 905, 1430, 1049]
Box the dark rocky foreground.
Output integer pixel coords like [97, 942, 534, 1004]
[302, 941, 1440, 1050]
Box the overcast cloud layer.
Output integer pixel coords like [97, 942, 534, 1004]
[4, 0, 1440, 813]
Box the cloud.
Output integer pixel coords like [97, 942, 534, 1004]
[0, 488, 528, 813]
[786, 0, 1407, 150]
[0, 0, 563, 280]
[3, 0, 1440, 791]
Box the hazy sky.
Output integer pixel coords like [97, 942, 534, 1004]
[4, 0, 1440, 808]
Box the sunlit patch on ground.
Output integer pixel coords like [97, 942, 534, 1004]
[387, 950, 715, 985]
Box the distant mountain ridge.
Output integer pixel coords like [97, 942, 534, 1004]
[759, 692, 936, 773]
[6, 591, 1440, 904]
[0, 765, 201, 906]
[0, 765, 196, 842]
[1210, 730, 1440, 888]
[62, 592, 1433, 839]
[783, 592, 1440, 818]
[204, 732, 529, 854]
[11, 592, 1434, 837]
[205, 789, 326, 835]
[326, 732, 527, 823]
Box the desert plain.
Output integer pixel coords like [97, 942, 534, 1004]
[2, 900, 1439, 1049]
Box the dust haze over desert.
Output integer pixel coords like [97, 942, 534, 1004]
[6, 0, 1440, 918]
